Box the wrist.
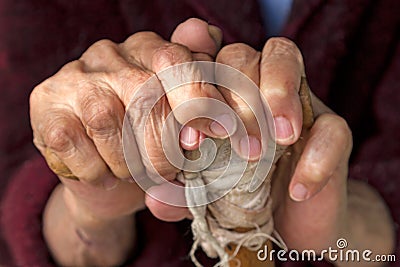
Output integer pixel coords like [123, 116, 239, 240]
[328, 180, 395, 267]
[44, 184, 137, 266]
[63, 186, 116, 230]
[60, 177, 145, 222]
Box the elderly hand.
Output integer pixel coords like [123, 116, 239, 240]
[31, 15, 394, 266]
[30, 18, 225, 266]
[215, 38, 352, 247]
[213, 39, 394, 266]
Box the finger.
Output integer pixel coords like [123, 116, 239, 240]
[111, 71, 179, 182]
[260, 37, 304, 146]
[80, 41, 179, 181]
[172, 18, 223, 150]
[145, 183, 190, 222]
[30, 61, 122, 189]
[75, 82, 130, 179]
[44, 147, 79, 180]
[179, 126, 207, 151]
[39, 109, 115, 187]
[76, 48, 148, 179]
[80, 39, 127, 73]
[289, 114, 353, 201]
[170, 18, 223, 58]
[216, 43, 263, 160]
[179, 126, 200, 150]
[142, 94, 181, 181]
[80, 39, 152, 107]
[120, 32, 235, 139]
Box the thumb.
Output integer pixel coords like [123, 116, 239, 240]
[172, 18, 224, 150]
[171, 18, 223, 58]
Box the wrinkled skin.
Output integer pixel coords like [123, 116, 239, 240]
[30, 18, 394, 266]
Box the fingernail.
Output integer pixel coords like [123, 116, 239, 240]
[274, 116, 294, 141]
[103, 176, 119, 191]
[291, 183, 309, 201]
[208, 25, 223, 51]
[209, 114, 236, 138]
[239, 135, 261, 160]
[180, 126, 199, 147]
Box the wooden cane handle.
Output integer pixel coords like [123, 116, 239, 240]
[226, 239, 275, 267]
[299, 76, 315, 128]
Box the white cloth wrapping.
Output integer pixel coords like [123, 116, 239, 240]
[180, 139, 287, 267]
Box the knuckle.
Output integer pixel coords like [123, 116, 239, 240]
[29, 88, 49, 130]
[30, 60, 85, 105]
[267, 37, 297, 48]
[120, 31, 163, 55]
[124, 31, 161, 45]
[152, 42, 191, 70]
[81, 39, 118, 61]
[58, 62, 87, 85]
[44, 120, 74, 153]
[217, 43, 258, 66]
[329, 114, 353, 150]
[303, 161, 331, 184]
[29, 85, 43, 109]
[115, 68, 155, 110]
[59, 60, 85, 74]
[81, 95, 119, 136]
[52, 60, 87, 86]
[264, 37, 304, 65]
[88, 39, 117, 53]
[115, 67, 152, 105]
[263, 85, 291, 99]
[262, 80, 298, 100]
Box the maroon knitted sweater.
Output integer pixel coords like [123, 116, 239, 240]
[0, 0, 399, 266]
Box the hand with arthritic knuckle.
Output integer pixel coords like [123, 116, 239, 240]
[31, 41, 149, 219]
[31, 18, 225, 223]
[216, 37, 353, 251]
[215, 38, 305, 160]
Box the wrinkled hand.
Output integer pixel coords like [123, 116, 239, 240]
[170, 35, 353, 252]
[30, 18, 224, 223]
[31, 18, 228, 266]
[215, 39, 394, 266]
[31, 17, 393, 267]
[213, 38, 353, 252]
